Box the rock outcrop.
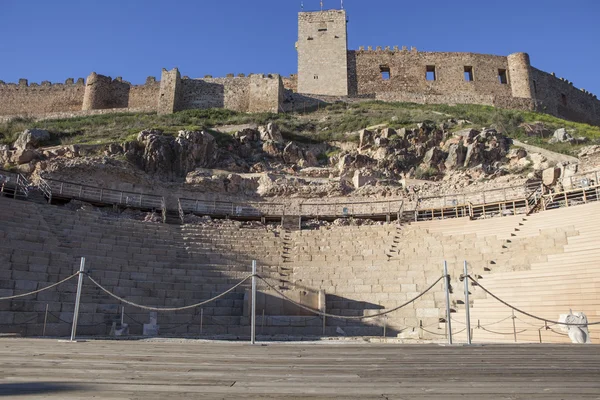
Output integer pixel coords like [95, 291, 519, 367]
[13, 129, 50, 151]
[127, 130, 216, 178]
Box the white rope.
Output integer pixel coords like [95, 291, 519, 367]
[469, 276, 600, 326]
[0, 272, 80, 301]
[257, 275, 444, 320]
[86, 274, 253, 312]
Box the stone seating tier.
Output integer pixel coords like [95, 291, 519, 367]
[1, 195, 599, 342]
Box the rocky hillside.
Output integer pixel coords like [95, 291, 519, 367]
[1, 102, 599, 201]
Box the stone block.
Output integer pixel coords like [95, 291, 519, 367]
[542, 167, 561, 186]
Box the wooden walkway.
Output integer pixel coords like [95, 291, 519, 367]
[1, 339, 599, 399]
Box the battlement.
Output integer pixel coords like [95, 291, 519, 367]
[356, 45, 416, 53]
[0, 78, 85, 89]
[0, 67, 284, 118]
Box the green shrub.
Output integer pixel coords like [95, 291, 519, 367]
[415, 167, 439, 180]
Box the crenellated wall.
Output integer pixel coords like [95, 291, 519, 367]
[531, 68, 600, 126]
[175, 73, 284, 114]
[0, 79, 86, 116]
[129, 77, 161, 111]
[0, 69, 284, 118]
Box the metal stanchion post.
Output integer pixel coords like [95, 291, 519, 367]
[512, 310, 517, 343]
[444, 261, 453, 345]
[464, 261, 472, 345]
[43, 304, 49, 337]
[70, 257, 85, 342]
[200, 308, 203, 335]
[251, 260, 257, 345]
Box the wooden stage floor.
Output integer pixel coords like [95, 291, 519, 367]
[0, 339, 599, 399]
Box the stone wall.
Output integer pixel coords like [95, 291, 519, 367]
[349, 49, 514, 99]
[0, 79, 86, 116]
[248, 74, 284, 113]
[282, 75, 298, 92]
[178, 73, 283, 114]
[531, 68, 600, 126]
[128, 77, 161, 111]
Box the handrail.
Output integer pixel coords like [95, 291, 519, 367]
[160, 197, 167, 224]
[178, 199, 185, 224]
[28, 175, 598, 222]
[43, 177, 163, 210]
[38, 177, 53, 202]
[541, 183, 600, 210]
[0, 169, 29, 199]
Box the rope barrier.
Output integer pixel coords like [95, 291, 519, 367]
[468, 276, 600, 326]
[0, 315, 38, 325]
[86, 274, 253, 312]
[0, 272, 80, 301]
[123, 313, 145, 326]
[479, 326, 528, 336]
[257, 275, 444, 320]
[47, 311, 108, 327]
[421, 326, 467, 336]
[479, 315, 514, 327]
[515, 317, 544, 327]
[546, 327, 570, 337]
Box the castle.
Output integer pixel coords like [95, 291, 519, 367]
[1, 8, 599, 126]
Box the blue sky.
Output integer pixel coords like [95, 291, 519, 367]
[1, 0, 599, 95]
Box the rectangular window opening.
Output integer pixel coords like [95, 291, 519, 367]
[426, 65, 436, 81]
[464, 66, 474, 82]
[314, 75, 319, 80]
[380, 65, 391, 81]
[533, 80, 538, 95]
[498, 69, 508, 84]
[318, 28, 328, 32]
[561, 94, 567, 106]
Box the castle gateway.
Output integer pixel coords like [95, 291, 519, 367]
[0, 8, 599, 126]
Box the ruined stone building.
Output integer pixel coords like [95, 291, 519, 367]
[0, 8, 599, 126]
[295, 9, 600, 126]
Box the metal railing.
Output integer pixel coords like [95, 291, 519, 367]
[178, 197, 404, 220]
[160, 197, 167, 224]
[299, 198, 404, 218]
[38, 177, 53, 202]
[43, 178, 164, 211]
[178, 199, 185, 224]
[24, 172, 600, 224]
[0, 169, 29, 199]
[541, 183, 600, 210]
[562, 169, 600, 190]
[178, 198, 285, 218]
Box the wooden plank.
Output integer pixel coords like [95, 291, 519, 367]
[0, 339, 599, 399]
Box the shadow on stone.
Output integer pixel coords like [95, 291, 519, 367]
[0, 382, 79, 396]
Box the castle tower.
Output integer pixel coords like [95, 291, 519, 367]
[507, 52, 535, 99]
[82, 72, 112, 110]
[297, 9, 349, 96]
[157, 68, 182, 115]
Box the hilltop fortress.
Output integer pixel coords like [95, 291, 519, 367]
[1, 8, 599, 125]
